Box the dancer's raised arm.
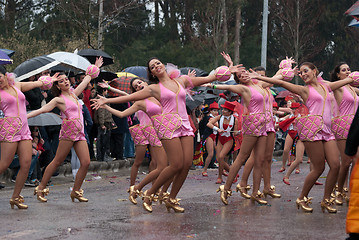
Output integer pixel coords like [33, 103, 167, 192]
[27, 98, 61, 119]
[101, 103, 140, 119]
[91, 86, 153, 110]
[74, 57, 103, 96]
[326, 77, 354, 91]
[248, 71, 308, 101]
[17, 73, 60, 92]
[98, 81, 129, 96]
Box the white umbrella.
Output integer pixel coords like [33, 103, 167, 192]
[27, 112, 62, 126]
[47, 51, 91, 71]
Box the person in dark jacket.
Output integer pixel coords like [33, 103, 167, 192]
[110, 102, 128, 160]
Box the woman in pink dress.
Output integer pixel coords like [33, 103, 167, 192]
[0, 66, 58, 209]
[98, 78, 169, 210]
[330, 62, 359, 205]
[28, 58, 103, 203]
[92, 57, 243, 213]
[250, 62, 353, 213]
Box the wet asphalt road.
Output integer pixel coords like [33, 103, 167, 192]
[0, 160, 348, 240]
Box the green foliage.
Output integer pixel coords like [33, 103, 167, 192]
[0, 0, 357, 81]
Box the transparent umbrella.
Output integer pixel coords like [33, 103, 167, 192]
[47, 51, 91, 71]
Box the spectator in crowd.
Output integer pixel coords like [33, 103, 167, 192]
[110, 102, 128, 160]
[94, 87, 115, 161]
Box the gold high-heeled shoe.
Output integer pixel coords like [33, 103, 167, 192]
[70, 189, 88, 202]
[335, 192, 344, 205]
[164, 198, 184, 213]
[236, 184, 251, 199]
[250, 192, 267, 205]
[296, 197, 313, 212]
[142, 190, 153, 213]
[159, 192, 170, 204]
[9, 195, 28, 209]
[263, 185, 281, 198]
[127, 186, 141, 205]
[321, 198, 337, 213]
[217, 185, 232, 205]
[34, 186, 49, 202]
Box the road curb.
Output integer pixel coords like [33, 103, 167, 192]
[0, 158, 139, 183]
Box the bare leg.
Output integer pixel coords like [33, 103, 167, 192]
[285, 140, 305, 178]
[251, 136, 268, 196]
[281, 134, 293, 169]
[168, 136, 193, 199]
[0, 141, 32, 199]
[216, 139, 233, 182]
[72, 141, 90, 192]
[145, 138, 184, 196]
[224, 136, 262, 190]
[239, 150, 254, 192]
[322, 140, 340, 200]
[336, 140, 353, 193]
[299, 141, 326, 200]
[130, 145, 147, 186]
[263, 132, 275, 192]
[136, 146, 167, 191]
[38, 140, 73, 190]
[202, 137, 215, 173]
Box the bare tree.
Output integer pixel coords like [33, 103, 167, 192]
[233, 0, 242, 64]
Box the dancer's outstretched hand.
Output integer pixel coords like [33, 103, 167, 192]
[188, 69, 196, 77]
[91, 95, 106, 110]
[229, 64, 245, 74]
[95, 56, 104, 68]
[221, 51, 233, 67]
[51, 72, 61, 82]
[285, 56, 296, 65]
[97, 80, 109, 89]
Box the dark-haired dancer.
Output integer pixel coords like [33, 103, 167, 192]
[250, 61, 353, 213]
[92, 57, 243, 212]
[330, 62, 359, 205]
[0, 66, 58, 209]
[28, 57, 103, 203]
[98, 78, 169, 209]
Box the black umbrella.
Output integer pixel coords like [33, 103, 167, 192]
[186, 97, 203, 112]
[14, 55, 60, 81]
[78, 49, 114, 66]
[180, 67, 208, 77]
[93, 70, 118, 83]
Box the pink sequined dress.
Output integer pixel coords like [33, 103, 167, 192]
[332, 85, 358, 140]
[59, 93, 86, 141]
[242, 85, 267, 137]
[130, 99, 162, 147]
[302, 84, 335, 142]
[0, 86, 32, 142]
[151, 79, 194, 140]
[264, 88, 275, 133]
